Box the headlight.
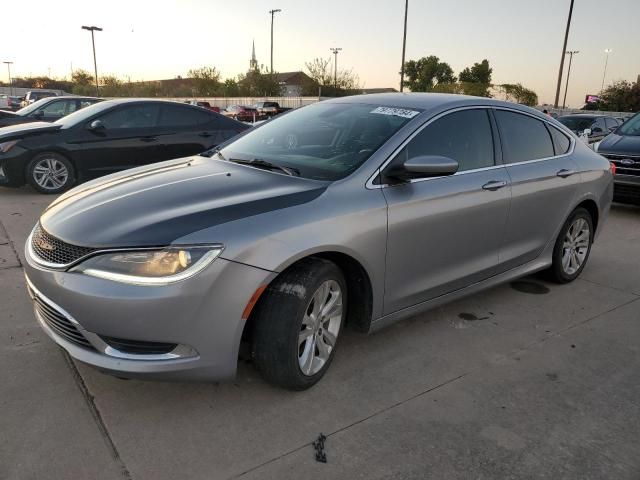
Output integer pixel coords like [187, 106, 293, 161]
[0, 140, 18, 154]
[73, 246, 223, 286]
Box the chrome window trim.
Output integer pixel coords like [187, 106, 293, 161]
[26, 274, 198, 361]
[366, 105, 576, 189]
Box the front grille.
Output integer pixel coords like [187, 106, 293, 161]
[29, 286, 95, 350]
[99, 335, 177, 355]
[604, 154, 640, 177]
[31, 223, 96, 266]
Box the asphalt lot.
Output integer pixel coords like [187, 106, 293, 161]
[1, 185, 639, 480]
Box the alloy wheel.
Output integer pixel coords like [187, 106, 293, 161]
[32, 158, 69, 191]
[561, 217, 590, 275]
[298, 280, 343, 376]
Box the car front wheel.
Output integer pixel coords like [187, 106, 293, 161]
[26, 152, 75, 194]
[251, 258, 346, 390]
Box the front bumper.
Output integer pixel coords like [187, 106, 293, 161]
[613, 174, 640, 203]
[24, 250, 274, 381]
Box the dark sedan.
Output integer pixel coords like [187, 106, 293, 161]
[0, 99, 249, 193]
[558, 114, 620, 144]
[0, 96, 102, 127]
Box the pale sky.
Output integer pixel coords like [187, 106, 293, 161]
[2, 0, 639, 107]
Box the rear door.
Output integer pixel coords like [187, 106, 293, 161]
[70, 103, 162, 178]
[381, 108, 511, 314]
[494, 108, 580, 269]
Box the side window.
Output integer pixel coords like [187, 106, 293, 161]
[159, 105, 211, 127]
[41, 100, 71, 116]
[79, 100, 94, 109]
[592, 118, 606, 132]
[548, 126, 571, 155]
[495, 110, 554, 163]
[96, 104, 160, 129]
[403, 109, 495, 172]
[604, 117, 618, 130]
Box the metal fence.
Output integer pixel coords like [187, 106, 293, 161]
[535, 106, 636, 120]
[165, 96, 325, 109]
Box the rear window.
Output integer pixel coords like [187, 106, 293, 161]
[495, 110, 554, 163]
[548, 126, 571, 155]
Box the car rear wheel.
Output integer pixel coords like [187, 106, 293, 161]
[548, 207, 594, 283]
[27, 152, 75, 194]
[251, 258, 346, 390]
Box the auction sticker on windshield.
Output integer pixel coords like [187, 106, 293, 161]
[370, 106, 420, 119]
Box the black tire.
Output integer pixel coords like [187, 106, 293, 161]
[251, 257, 347, 390]
[548, 207, 594, 283]
[26, 152, 75, 194]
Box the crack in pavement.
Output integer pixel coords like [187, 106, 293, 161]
[0, 219, 23, 268]
[578, 276, 640, 297]
[232, 295, 640, 479]
[61, 350, 133, 480]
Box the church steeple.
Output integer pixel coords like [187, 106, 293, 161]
[249, 39, 258, 71]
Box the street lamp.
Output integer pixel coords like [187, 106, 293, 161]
[562, 50, 579, 109]
[81, 25, 102, 95]
[399, 0, 409, 92]
[3, 61, 13, 96]
[269, 9, 282, 74]
[330, 47, 342, 93]
[554, 0, 575, 108]
[601, 49, 612, 91]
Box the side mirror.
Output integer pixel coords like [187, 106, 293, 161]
[388, 154, 459, 181]
[88, 119, 105, 131]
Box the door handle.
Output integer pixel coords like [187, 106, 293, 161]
[140, 136, 157, 143]
[556, 169, 576, 178]
[482, 180, 508, 191]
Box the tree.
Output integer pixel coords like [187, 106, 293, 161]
[100, 76, 123, 97]
[223, 79, 240, 97]
[305, 57, 333, 86]
[497, 83, 538, 106]
[72, 69, 94, 86]
[187, 66, 221, 96]
[597, 80, 640, 112]
[458, 59, 492, 97]
[304, 57, 360, 95]
[402, 56, 456, 92]
[238, 65, 281, 96]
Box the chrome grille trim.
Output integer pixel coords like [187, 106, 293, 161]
[29, 223, 96, 269]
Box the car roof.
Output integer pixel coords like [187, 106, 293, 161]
[96, 98, 205, 107]
[322, 92, 546, 117]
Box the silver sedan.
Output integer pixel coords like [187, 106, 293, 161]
[24, 93, 613, 390]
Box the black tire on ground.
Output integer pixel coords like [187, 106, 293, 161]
[251, 257, 347, 390]
[548, 207, 594, 284]
[26, 152, 75, 194]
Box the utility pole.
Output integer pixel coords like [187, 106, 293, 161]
[269, 9, 281, 74]
[400, 0, 409, 92]
[81, 25, 103, 96]
[3, 61, 13, 96]
[554, 0, 574, 107]
[330, 47, 342, 93]
[601, 49, 612, 91]
[562, 50, 579, 109]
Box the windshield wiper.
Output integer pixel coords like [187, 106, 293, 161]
[200, 147, 226, 160]
[229, 158, 300, 176]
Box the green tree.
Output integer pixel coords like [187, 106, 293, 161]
[72, 69, 94, 86]
[223, 78, 240, 97]
[238, 66, 281, 96]
[304, 57, 359, 95]
[402, 56, 456, 92]
[188, 66, 221, 96]
[458, 59, 492, 97]
[497, 83, 538, 106]
[597, 80, 640, 112]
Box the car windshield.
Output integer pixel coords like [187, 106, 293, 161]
[16, 97, 54, 116]
[558, 116, 595, 132]
[617, 113, 640, 136]
[219, 102, 418, 181]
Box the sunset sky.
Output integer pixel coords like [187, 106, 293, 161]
[3, 0, 639, 107]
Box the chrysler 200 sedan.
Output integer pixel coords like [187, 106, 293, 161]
[24, 93, 613, 390]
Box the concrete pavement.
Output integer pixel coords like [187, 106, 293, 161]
[1, 186, 639, 479]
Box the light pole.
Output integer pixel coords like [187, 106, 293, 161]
[400, 0, 408, 92]
[554, 0, 575, 108]
[81, 25, 102, 96]
[330, 47, 342, 93]
[562, 50, 579, 109]
[601, 49, 612, 91]
[3, 61, 13, 96]
[269, 9, 281, 74]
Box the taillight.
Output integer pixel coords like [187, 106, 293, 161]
[610, 162, 616, 175]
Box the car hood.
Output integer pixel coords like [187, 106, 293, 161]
[598, 133, 640, 156]
[0, 121, 61, 139]
[40, 156, 326, 248]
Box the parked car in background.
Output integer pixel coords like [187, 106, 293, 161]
[184, 100, 221, 113]
[558, 114, 621, 143]
[223, 105, 259, 122]
[0, 96, 102, 127]
[0, 99, 248, 193]
[0, 95, 11, 110]
[8, 96, 23, 111]
[22, 90, 58, 107]
[22, 93, 612, 389]
[252, 101, 291, 117]
[595, 111, 640, 204]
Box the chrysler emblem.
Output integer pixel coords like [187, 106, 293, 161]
[36, 237, 55, 251]
[620, 158, 635, 166]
